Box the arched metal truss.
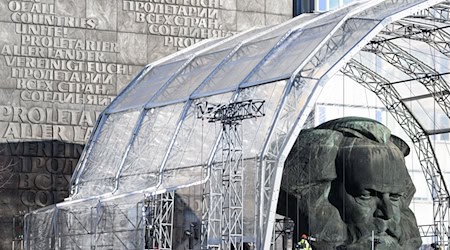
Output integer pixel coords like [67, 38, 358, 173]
[23, 1, 450, 250]
[364, 39, 450, 118]
[341, 58, 450, 247]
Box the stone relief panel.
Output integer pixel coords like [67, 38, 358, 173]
[0, 0, 292, 144]
[0, 0, 292, 247]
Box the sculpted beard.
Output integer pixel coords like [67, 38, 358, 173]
[345, 218, 404, 247]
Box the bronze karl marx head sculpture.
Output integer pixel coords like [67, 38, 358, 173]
[278, 117, 421, 249]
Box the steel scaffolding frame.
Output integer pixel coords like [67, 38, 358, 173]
[381, 1, 450, 55]
[419, 224, 438, 239]
[271, 218, 294, 250]
[364, 39, 450, 117]
[414, 3, 450, 24]
[38, 201, 145, 250]
[144, 192, 175, 250]
[197, 100, 265, 250]
[341, 58, 450, 247]
[381, 17, 450, 56]
[221, 122, 244, 250]
[258, 14, 366, 250]
[26, 1, 450, 250]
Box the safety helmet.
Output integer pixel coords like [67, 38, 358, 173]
[301, 234, 307, 239]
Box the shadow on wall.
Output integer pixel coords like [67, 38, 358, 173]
[0, 140, 84, 250]
[173, 186, 203, 250]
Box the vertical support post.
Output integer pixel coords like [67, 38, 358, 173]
[144, 192, 174, 250]
[221, 122, 244, 250]
[201, 165, 211, 249]
[197, 100, 264, 249]
[207, 160, 223, 249]
[159, 192, 175, 250]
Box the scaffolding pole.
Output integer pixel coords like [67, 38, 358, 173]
[197, 100, 265, 249]
[144, 192, 175, 250]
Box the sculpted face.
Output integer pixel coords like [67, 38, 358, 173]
[279, 117, 421, 249]
[329, 140, 411, 249]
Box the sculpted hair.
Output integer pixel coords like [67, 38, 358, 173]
[280, 117, 421, 248]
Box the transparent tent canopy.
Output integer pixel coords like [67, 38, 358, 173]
[24, 0, 450, 249]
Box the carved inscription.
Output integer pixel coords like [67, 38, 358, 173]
[1, 0, 137, 142]
[122, 0, 234, 49]
[0, 141, 83, 208]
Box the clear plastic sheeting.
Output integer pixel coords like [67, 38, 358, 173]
[25, 196, 145, 250]
[57, 206, 94, 249]
[76, 111, 140, 198]
[117, 104, 184, 194]
[308, 19, 381, 80]
[355, 0, 428, 20]
[160, 93, 233, 180]
[193, 37, 281, 97]
[243, 6, 357, 87]
[243, 21, 342, 86]
[109, 60, 187, 113]
[24, 0, 450, 249]
[403, 97, 450, 131]
[149, 49, 232, 106]
[24, 206, 56, 250]
[237, 82, 287, 155]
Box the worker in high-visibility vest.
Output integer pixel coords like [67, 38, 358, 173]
[295, 234, 312, 250]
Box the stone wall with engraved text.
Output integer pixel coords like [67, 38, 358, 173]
[0, 0, 292, 248]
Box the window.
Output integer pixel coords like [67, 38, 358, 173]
[315, 0, 355, 11]
[375, 110, 382, 123]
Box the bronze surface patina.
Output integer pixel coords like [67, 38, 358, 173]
[279, 117, 421, 249]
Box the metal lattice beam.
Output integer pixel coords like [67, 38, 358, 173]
[341, 58, 449, 247]
[197, 100, 265, 124]
[144, 192, 175, 250]
[364, 39, 450, 119]
[413, 3, 450, 24]
[221, 123, 244, 250]
[197, 100, 265, 249]
[380, 18, 450, 56]
[258, 17, 363, 250]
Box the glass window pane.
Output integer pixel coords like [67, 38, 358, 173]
[330, 0, 339, 10]
[318, 0, 327, 11]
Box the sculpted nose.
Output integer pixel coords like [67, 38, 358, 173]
[374, 194, 394, 220]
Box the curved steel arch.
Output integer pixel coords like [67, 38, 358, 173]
[363, 39, 450, 120]
[54, 1, 450, 250]
[341, 58, 449, 247]
[260, 1, 450, 249]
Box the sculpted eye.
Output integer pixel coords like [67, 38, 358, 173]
[358, 193, 372, 200]
[390, 193, 403, 201]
